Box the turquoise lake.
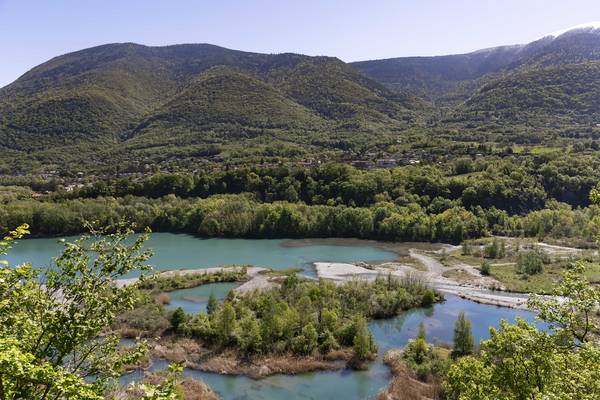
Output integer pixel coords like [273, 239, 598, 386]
[123, 295, 544, 400]
[7, 232, 546, 399]
[5, 232, 400, 277]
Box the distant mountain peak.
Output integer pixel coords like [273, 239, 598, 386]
[545, 21, 600, 38]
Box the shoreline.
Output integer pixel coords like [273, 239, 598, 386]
[148, 338, 353, 378]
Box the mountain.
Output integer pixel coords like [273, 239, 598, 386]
[351, 23, 600, 104]
[0, 42, 420, 173]
[454, 61, 600, 126]
[3, 24, 600, 173]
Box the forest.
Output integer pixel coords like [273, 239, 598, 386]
[2, 159, 599, 245]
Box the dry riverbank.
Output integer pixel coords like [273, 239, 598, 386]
[314, 250, 530, 309]
[146, 337, 352, 379]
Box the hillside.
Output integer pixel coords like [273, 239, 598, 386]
[3, 26, 600, 173]
[454, 61, 600, 126]
[0, 43, 418, 172]
[351, 27, 600, 104]
[0, 43, 415, 144]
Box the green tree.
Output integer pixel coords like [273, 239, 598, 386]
[452, 312, 474, 357]
[352, 315, 375, 361]
[0, 224, 180, 399]
[516, 249, 544, 275]
[206, 291, 218, 316]
[237, 313, 262, 354]
[480, 260, 491, 276]
[445, 266, 600, 399]
[417, 321, 427, 341]
[216, 303, 237, 345]
[528, 262, 600, 343]
[170, 307, 186, 332]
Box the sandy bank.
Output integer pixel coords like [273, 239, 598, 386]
[314, 250, 532, 309]
[116, 265, 268, 288]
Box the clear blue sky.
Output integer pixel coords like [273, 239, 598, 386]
[1, 0, 600, 87]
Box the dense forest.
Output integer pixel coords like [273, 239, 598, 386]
[1, 160, 599, 245]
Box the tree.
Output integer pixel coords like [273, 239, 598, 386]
[528, 262, 600, 344]
[206, 291, 218, 316]
[417, 321, 427, 341]
[352, 315, 375, 361]
[170, 307, 186, 332]
[483, 238, 504, 259]
[291, 323, 318, 355]
[516, 249, 544, 275]
[461, 240, 471, 255]
[445, 266, 600, 399]
[480, 261, 491, 276]
[237, 313, 262, 354]
[0, 224, 180, 399]
[216, 303, 237, 345]
[452, 312, 474, 357]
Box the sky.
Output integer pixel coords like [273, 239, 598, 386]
[1, 0, 600, 87]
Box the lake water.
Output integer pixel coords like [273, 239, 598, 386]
[165, 281, 240, 314]
[5, 233, 400, 277]
[8, 233, 546, 399]
[123, 295, 545, 400]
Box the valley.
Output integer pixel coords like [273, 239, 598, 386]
[2, 17, 600, 400]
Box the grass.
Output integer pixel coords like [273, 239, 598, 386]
[441, 268, 479, 284]
[488, 263, 562, 293]
[449, 239, 600, 293]
[511, 145, 564, 155]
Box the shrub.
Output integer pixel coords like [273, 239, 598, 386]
[516, 250, 544, 275]
[171, 307, 187, 332]
[484, 238, 505, 259]
[421, 289, 436, 307]
[480, 261, 491, 276]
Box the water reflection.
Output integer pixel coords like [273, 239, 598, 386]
[122, 295, 547, 400]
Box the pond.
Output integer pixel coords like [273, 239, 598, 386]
[9, 233, 546, 399]
[5, 233, 400, 277]
[165, 281, 240, 314]
[122, 295, 546, 400]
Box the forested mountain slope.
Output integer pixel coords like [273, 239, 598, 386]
[0, 43, 416, 152]
[352, 27, 600, 104]
[3, 25, 600, 173]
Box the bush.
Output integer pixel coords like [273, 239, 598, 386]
[170, 307, 186, 332]
[421, 289, 436, 307]
[516, 250, 544, 275]
[480, 261, 491, 276]
[484, 238, 505, 259]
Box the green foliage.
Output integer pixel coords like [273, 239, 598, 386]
[445, 263, 600, 399]
[138, 268, 246, 293]
[515, 249, 545, 275]
[452, 312, 474, 357]
[170, 307, 186, 332]
[5, 158, 600, 246]
[528, 262, 600, 343]
[421, 289, 436, 307]
[180, 275, 435, 358]
[402, 332, 450, 382]
[352, 315, 377, 361]
[480, 261, 491, 276]
[483, 238, 505, 259]
[214, 303, 237, 345]
[206, 292, 218, 316]
[0, 224, 180, 399]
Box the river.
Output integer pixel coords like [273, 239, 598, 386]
[7, 233, 546, 399]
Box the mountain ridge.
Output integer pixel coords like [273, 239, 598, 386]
[3, 24, 600, 173]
